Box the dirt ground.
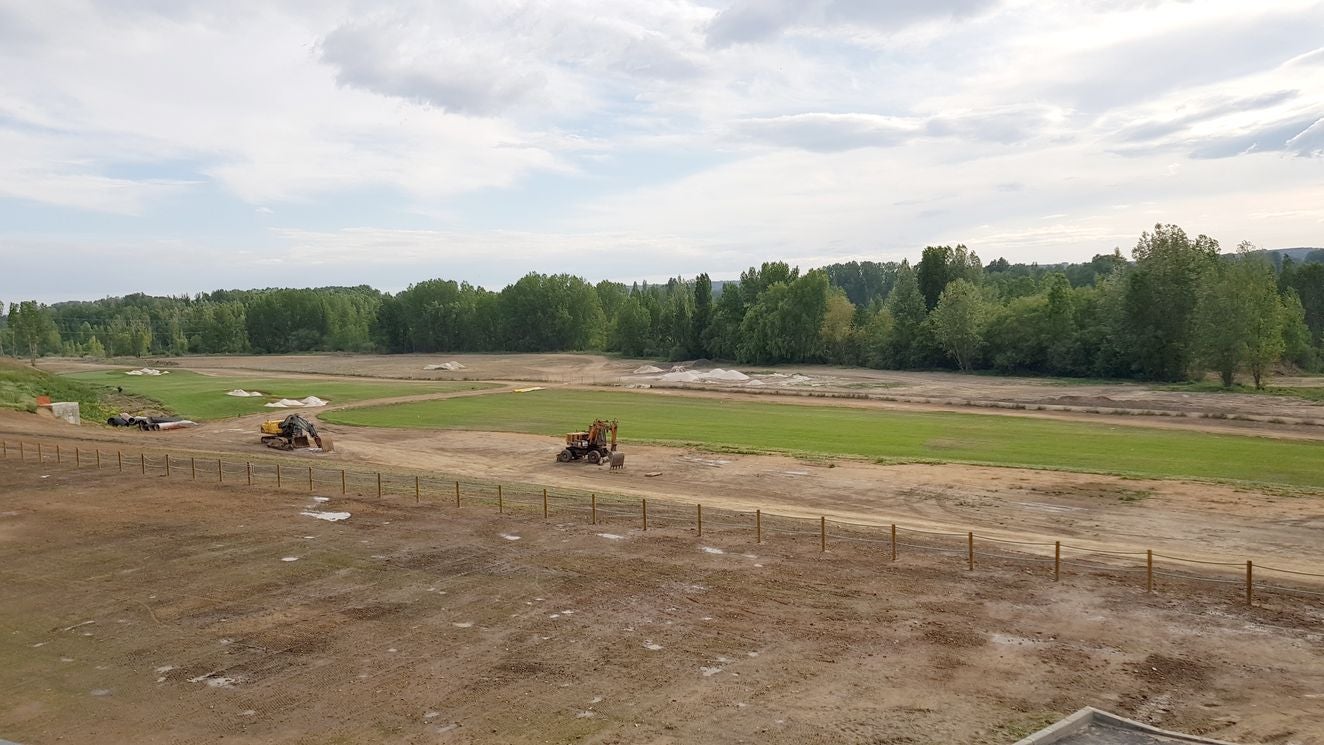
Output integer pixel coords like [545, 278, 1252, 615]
[4, 403, 1322, 576]
[2, 458, 1321, 745]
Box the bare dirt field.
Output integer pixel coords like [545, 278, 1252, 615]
[2, 458, 1321, 745]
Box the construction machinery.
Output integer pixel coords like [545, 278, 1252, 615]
[557, 419, 618, 464]
[260, 414, 332, 451]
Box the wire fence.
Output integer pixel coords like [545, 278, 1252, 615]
[4, 436, 1323, 606]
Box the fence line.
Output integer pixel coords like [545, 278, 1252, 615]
[3, 436, 1323, 608]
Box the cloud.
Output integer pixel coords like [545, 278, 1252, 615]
[733, 113, 920, 151]
[1285, 117, 1324, 158]
[734, 105, 1058, 151]
[319, 19, 552, 117]
[3, 0, 1324, 303]
[1112, 90, 1300, 144]
[316, 2, 711, 118]
[706, 0, 999, 46]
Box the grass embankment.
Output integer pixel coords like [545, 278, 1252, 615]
[1165, 380, 1324, 404]
[1, 360, 156, 421]
[325, 389, 1324, 488]
[64, 369, 496, 421]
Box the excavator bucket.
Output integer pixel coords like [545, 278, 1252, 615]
[609, 452, 625, 470]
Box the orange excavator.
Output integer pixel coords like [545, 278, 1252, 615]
[557, 419, 618, 465]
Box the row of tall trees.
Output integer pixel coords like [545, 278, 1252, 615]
[4, 224, 1323, 386]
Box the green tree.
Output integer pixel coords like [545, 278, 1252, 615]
[882, 262, 927, 368]
[692, 273, 713, 358]
[819, 288, 856, 364]
[8, 301, 61, 360]
[607, 296, 651, 357]
[929, 279, 987, 371]
[86, 335, 107, 358]
[1281, 289, 1315, 370]
[917, 244, 981, 310]
[1194, 246, 1285, 388]
[1124, 224, 1219, 380]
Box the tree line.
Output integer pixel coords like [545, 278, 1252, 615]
[3, 224, 1322, 387]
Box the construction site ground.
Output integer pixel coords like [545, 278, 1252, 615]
[2, 459, 1321, 745]
[5, 355, 1324, 743]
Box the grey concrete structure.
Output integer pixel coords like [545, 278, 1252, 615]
[1013, 708, 1244, 745]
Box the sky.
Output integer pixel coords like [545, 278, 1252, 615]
[1, 0, 1322, 303]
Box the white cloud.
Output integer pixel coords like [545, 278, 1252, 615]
[1, 0, 1322, 301]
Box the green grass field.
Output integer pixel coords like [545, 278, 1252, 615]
[324, 389, 1324, 488]
[64, 369, 494, 421]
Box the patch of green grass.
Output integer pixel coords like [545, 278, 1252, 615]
[324, 389, 1324, 489]
[63, 369, 495, 421]
[1, 360, 152, 422]
[1165, 381, 1324, 404]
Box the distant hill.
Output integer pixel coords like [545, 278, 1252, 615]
[1259, 247, 1324, 263]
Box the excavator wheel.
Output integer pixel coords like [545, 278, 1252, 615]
[556, 449, 573, 463]
[585, 450, 601, 465]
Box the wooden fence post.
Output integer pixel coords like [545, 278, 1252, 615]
[642, 499, 648, 531]
[1, 440, 6, 458]
[276, 463, 282, 488]
[415, 475, 420, 503]
[19, 441, 24, 460]
[968, 532, 974, 570]
[756, 510, 762, 544]
[498, 486, 504, 514]
[891, 524, 897, 561]
[697, 504, 703, 536]
[341, 469, 346, 495]
[37, 442, 42, 462]
[247, 462, 252, 486]
[217, 459, 223, 483]
[56, 444, 61, 463]
[454, 481, 460, 508]
[1054, 541, 1061, 582]
[820, 516, 827, 552]
[1146, 550, 1153, 593]
[309, 466, 314, 492]
[117, 450, 122, 472]
[376, 473, 382, 498]
[191, 457, 196, 480]
[591, 493, 597, 525]
[1245, 560, 1253, 606]
[140, 453, 145, 475]
[96, 449, 101, 469]
[75, 447, 80, 467]
[165, 454, 171, 477]
[542, 488, 548, 519]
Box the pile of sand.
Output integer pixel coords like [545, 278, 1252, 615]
[701, 368, 750, 382]
[264, 396, 330, 409]
[657, 368, 751, 383]
[424, 362, 466, 371]
[125, 368, 168, 376]
[633, 365, 664, 374]
[225, 389, 265, 397]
